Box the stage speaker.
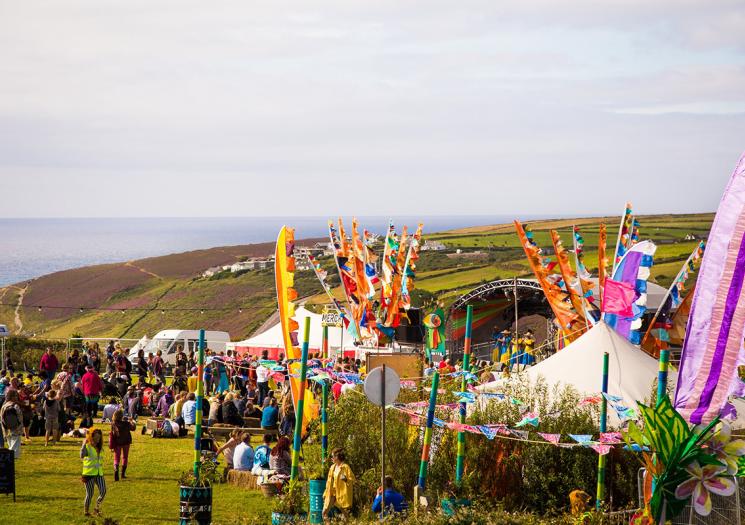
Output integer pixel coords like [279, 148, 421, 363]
[394, 308, 424, 343]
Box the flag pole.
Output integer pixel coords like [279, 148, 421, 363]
[321, 380, 329, 466]
[455, 305, 473, 485]
[290, 317, 311, 481]
[417, 370, 440, 490]
[657, 349, 670, 407]
[595, 352, 609, 510]
[193, 329, 206, 479]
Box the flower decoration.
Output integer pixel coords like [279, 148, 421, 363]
[674, 461, 735, 516]
[706, 422, 745, 475]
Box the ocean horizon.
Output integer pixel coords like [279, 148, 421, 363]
[0, 215, 565, 287]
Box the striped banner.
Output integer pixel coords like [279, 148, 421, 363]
[675, 152, 745, 424]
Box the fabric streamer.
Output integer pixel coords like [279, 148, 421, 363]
[675, 151, 745, 424]
[538, 433, 561, 445]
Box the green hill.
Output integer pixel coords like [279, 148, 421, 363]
[0, 213, 713, 342]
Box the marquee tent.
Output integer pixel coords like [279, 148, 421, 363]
[229, 306, 357, 360]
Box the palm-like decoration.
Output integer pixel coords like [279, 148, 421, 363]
[623, 395, 725, 521]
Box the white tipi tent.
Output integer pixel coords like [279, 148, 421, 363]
[478, 322, 660, 422]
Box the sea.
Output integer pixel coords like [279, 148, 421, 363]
[0, 215, 553, 287]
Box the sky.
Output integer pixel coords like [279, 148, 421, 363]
[1, 1, 745, 218]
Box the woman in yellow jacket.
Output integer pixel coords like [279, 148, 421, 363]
[323, 448, 355, 518]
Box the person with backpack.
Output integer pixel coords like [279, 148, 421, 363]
[80, 428, 107, 517]
[1, 389, 24, 458]
[109, 409, 135, 481]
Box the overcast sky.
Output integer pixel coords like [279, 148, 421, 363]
[2, 1, 744, 218]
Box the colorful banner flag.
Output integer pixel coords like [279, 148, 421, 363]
[602, 279, 637, 316]
[675, 151, 745, 424]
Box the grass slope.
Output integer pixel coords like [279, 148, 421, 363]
[4, 426, 266, 525]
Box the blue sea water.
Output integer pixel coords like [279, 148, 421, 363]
[0, 215, 552, 287]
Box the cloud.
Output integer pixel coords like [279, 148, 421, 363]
[0, 1, 744, 217]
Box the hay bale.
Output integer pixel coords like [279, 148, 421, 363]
[227, 469, 260, 490]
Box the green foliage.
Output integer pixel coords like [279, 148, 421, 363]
[178, 453, 223, 487]
[272, 479, 308, 515]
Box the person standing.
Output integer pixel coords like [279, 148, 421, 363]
[80, 428, 107, 517]
[39, 347, 59, 378]
[323, 448, 355, 518]
[256, 358, 270, 406]
[43, 389, 62, 446]
[1, 389, 24, 458]
[151, 350, 165, 385]
[175, 345, 188, 377]
[136, 350, 148, 385]
[109, 409, 136, 481]
[81, 365, 104, 425]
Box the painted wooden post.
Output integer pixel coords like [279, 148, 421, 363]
[455, 305, 473, 485]
[417, 370, 440, 489]
[321, 380, 329, 466]
[322, 324, 329, 360]
[193, 329, 206, 478]
[290, 317, 311, 481]
[595, 352, 609, 510]
[656, 349, 670, 406]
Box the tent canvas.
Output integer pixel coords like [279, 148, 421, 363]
[231, 306, 357, 359]
[478, 321, 745, 428]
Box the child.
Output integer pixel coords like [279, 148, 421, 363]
[43, 389, 62, 446]
[80, 428, 107, 517]
[109, 409, 136, 481]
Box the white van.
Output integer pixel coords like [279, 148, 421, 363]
[128, 330, 231, 365]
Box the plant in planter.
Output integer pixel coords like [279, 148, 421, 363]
[272, 479, 309, 525]
[178, 454, 222, 525]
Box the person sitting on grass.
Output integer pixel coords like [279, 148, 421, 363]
[372, 475, 408, 515]
[80, 428, 107, 517]
[181, 392, 197, 425]
[244, 401, 262, 419]
[252, 434, 273, 474]
[261, 397, 279, 430]
[216, 428, 243, 479]
[43, 389, 62, 446]
[232, 432, 254, 472]
[268, 436, 291, 477]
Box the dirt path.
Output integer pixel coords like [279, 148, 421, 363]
[124, 261, 161, 279]
[14, 283, 28, 334]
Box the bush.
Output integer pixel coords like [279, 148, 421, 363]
[315, 376, 639, 518]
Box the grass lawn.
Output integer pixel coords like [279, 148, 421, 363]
[3, 424, 268, 525]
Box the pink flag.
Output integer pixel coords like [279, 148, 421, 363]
[602, 278, 636, 316]
[591, 444, 612, 455]
[599, 432, 622, 444]
[537, 432, 561, 445]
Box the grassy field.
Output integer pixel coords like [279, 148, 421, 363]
[4, 425, 267, 525]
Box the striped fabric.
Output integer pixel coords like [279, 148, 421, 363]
[675, 152, 745, 424]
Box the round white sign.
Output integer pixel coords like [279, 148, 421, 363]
[364, 366, 401, 407]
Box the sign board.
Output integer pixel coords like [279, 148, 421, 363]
[366, 353, 423, 384]
[0, 324, 9, 338]
[321, 310, 343, 328]
[364, 366, 400, 407]
[0, 449, 15, 501]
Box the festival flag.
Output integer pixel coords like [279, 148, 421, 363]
[550, 229, 588, 332]
[572, 225, 597, 306]
[384, 226, 409, 327]
[612, 203, 634, 271]
[379, 220, 398, 322]
[601, 279, 636, 316]
[591, 444, 612, 455]
[424, 309, 446, 357]
[569, 434, 594, 446]
[598, 223, 608, 310]
[275, 227, 318, 432]
[603, 240, 656, 343]
[675, 152, 745, 424]
[307, 253, 349, 321]
[538, 433, 561, 445]
[400, 223, 424, 311]
[514, 221, 579, 332]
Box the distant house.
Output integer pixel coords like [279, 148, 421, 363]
[421, 240, 446, 251]
[202, 266, 223, 277]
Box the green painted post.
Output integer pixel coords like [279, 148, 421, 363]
[193, 329, 206, 479]
[656, 349, 670, 407]
[455, 305, 473, 485]
[290, 317, 311, 481]
[595, 352, 609, 510]
[321, 381, 329, 466]
[417, 370, 439, 489]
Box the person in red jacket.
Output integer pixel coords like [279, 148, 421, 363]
[81, 365, 104, 426]
[39, 347, 59, 378]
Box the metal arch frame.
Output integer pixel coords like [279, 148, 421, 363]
[449, 278, 543, 311]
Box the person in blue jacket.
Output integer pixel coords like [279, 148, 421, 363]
[372, 476, 408, 515]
